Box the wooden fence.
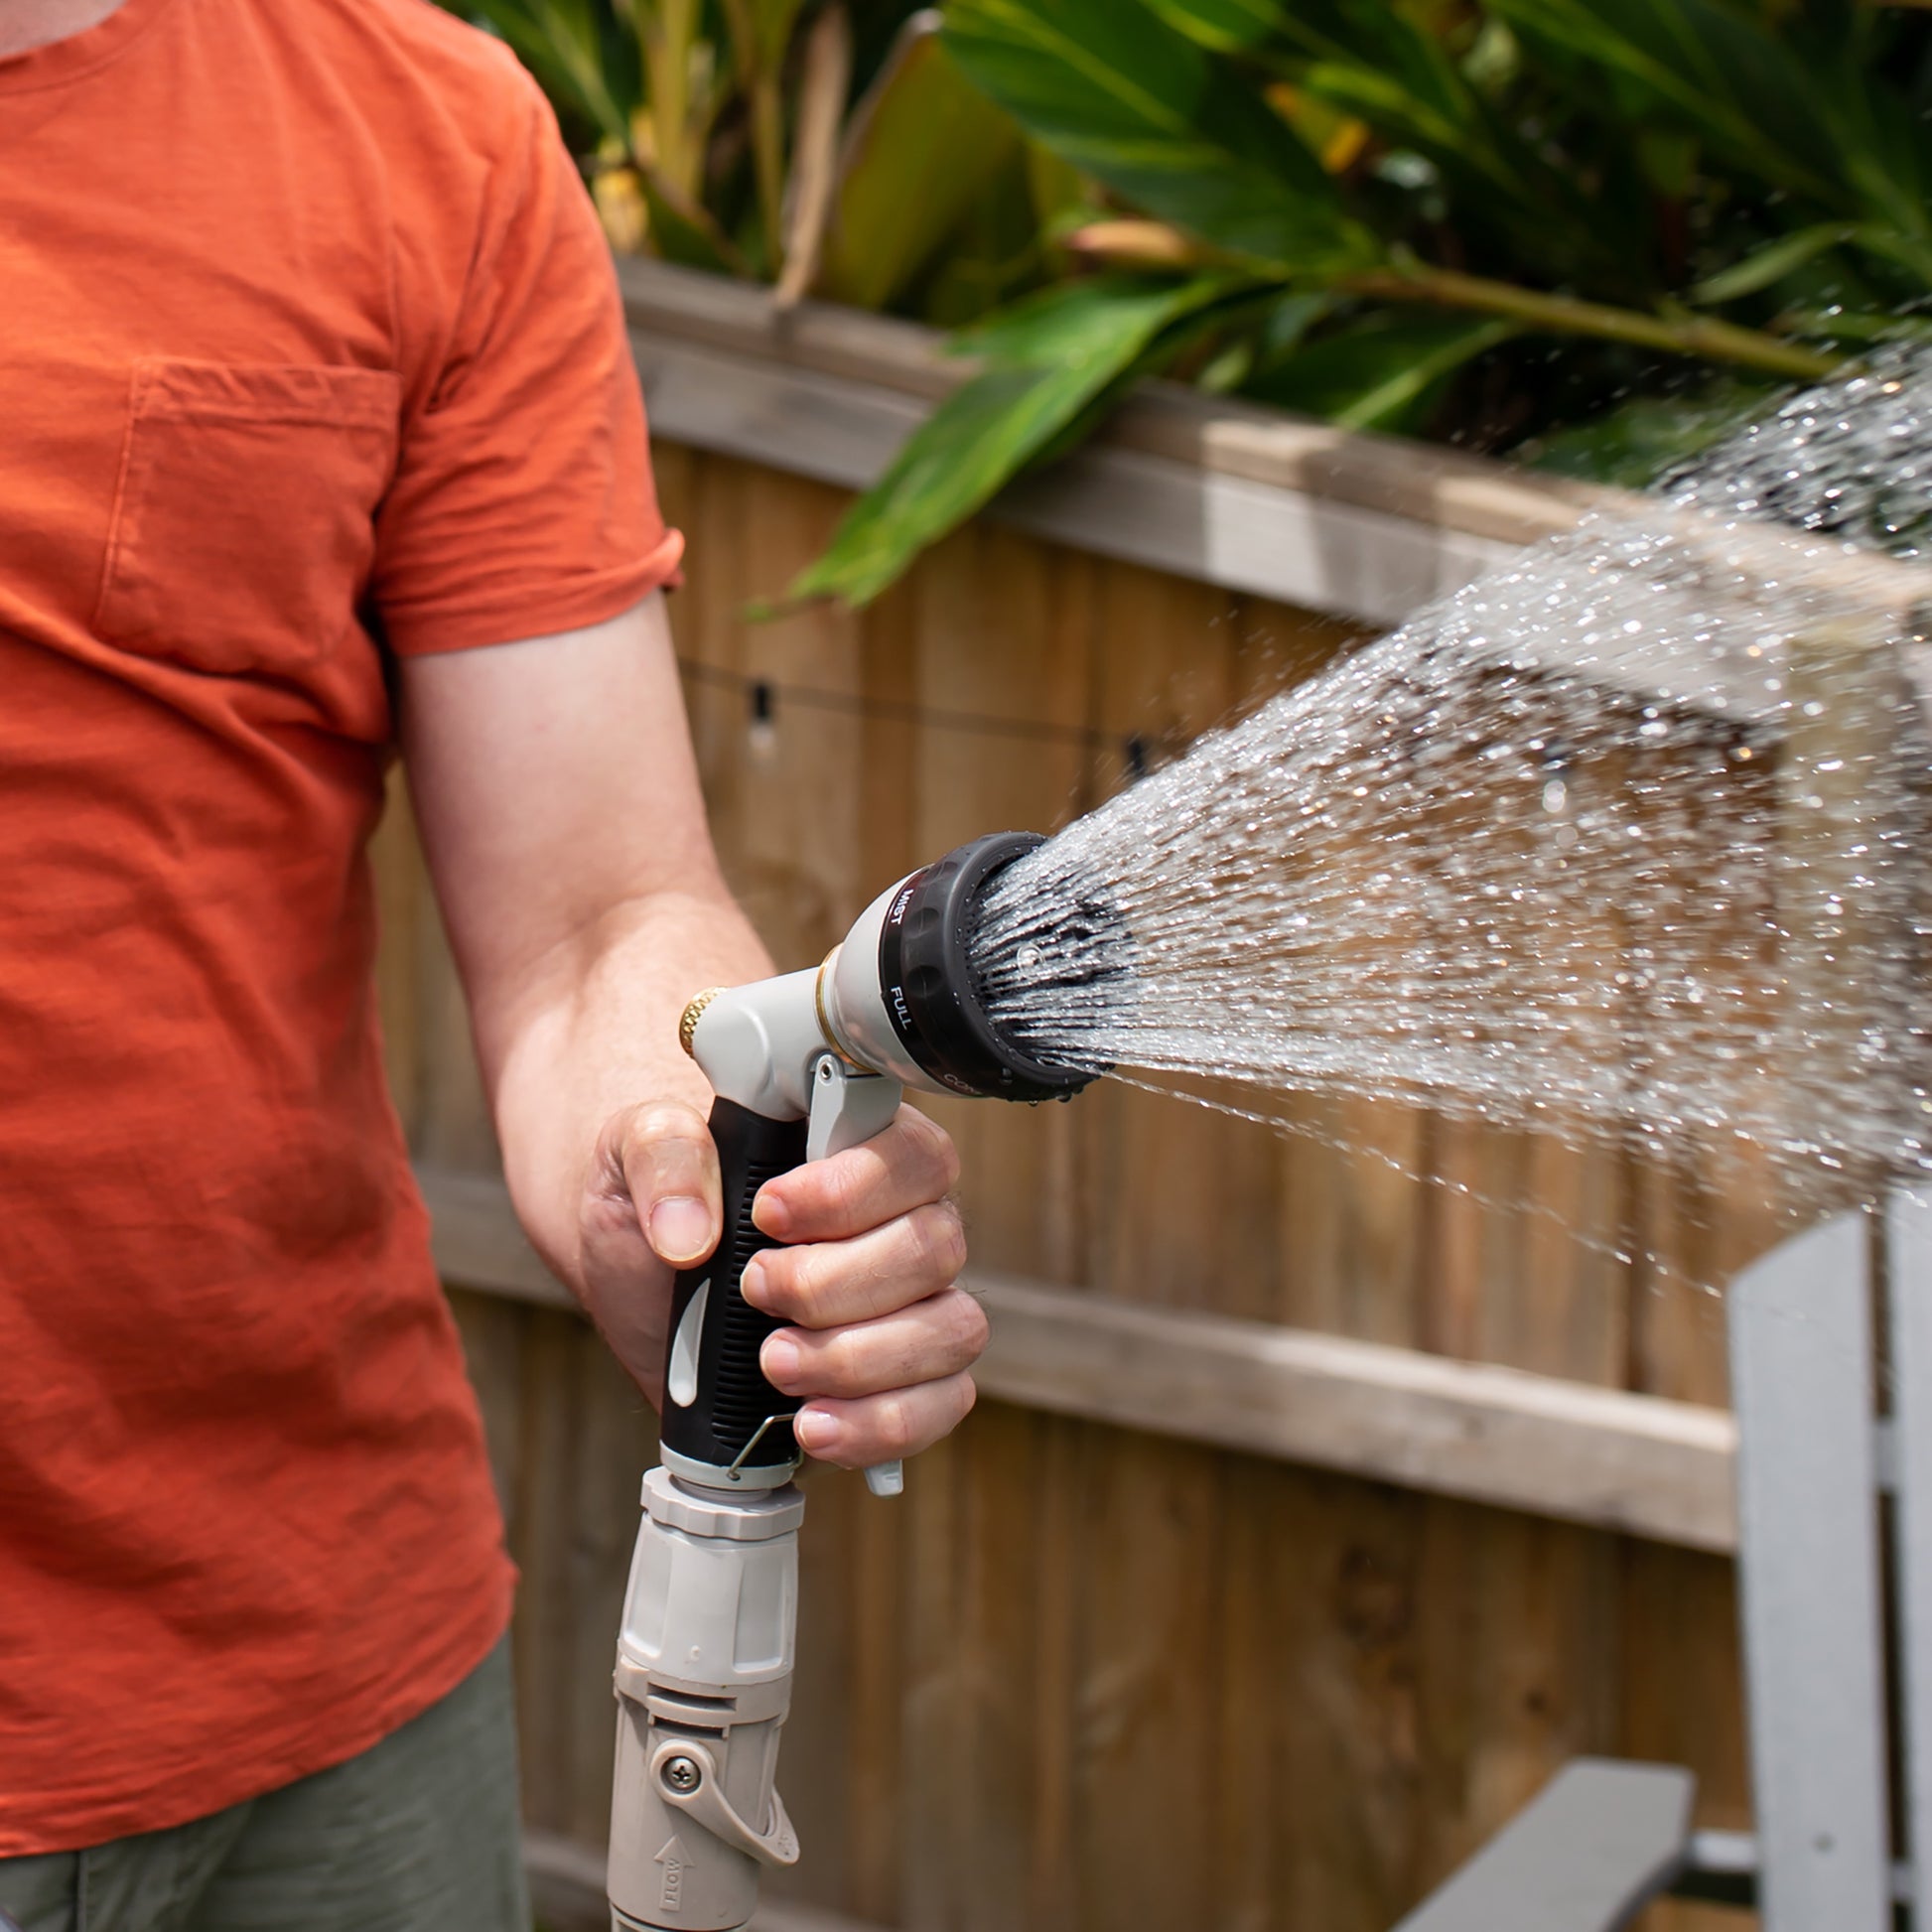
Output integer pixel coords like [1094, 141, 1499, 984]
[369, 263, 1773, 1932]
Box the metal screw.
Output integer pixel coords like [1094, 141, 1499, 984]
[662, 1755, 702, 1794]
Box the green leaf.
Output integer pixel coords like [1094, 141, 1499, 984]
[1634, 126, 1699, 201]
[735, 0, 808, 71]
[940, 0, 1376, 272]
[1690, 224, 1861, 306]
[462, 0, 637, 148]
[1140, 0, 1291, 53]
[1485, 0, 1861, 215]
[1253, 288, 1331, 361]
[1220, 0, 1586, 248]
[637, 171, 747, 275]
[1495, 0, 1932, 288]
[947, 272, 1222, 362]
[1243, 311, 1515, 435]
[1774, 308, 1932, 349]
[1521, 376, 1780, 487]
[784, 276, 1240, 608]
[1025, 141, 1089, 229]
[902, 150, 1055, 328]
[818, 22, 1025, 312]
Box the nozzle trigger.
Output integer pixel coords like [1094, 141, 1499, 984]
[806, 1054, 908, 1501]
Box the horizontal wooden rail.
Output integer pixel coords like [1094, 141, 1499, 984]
[619, 258, 1601, 552]
[972, 1273, 1736, 1554]
[418, 1165, 1738, 1556]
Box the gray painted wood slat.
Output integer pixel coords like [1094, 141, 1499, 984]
[1730, 1207, 1890, 1931]
[1888, 1187, 1932, 1920]
[1389, 1760, 1694, 1932]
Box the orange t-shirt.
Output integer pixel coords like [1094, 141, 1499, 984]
[0, 0, 682, 1854]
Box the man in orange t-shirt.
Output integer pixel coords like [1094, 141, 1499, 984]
[0, 0, 989, 1925]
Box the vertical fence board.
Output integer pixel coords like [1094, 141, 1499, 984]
[906, 519, 1095, 1288]
[1274, 1469, 1429, 1932]
[897, 519, 1096, 1932]
[1066, 1428, 1224, 1932]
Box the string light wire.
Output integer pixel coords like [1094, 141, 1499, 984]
[675, 656, 1145, 761]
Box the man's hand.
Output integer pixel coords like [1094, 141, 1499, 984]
[583, 1100, 982, 1467]
[397, 594, 990, 1467]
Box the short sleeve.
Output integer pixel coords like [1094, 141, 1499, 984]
[372, 76, 683, 656]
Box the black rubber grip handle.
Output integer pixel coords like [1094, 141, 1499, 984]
[659, 1097, 809, 1477]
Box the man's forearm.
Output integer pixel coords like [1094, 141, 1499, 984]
[398, 602, 983, 1459]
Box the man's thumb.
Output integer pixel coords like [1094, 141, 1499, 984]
[619, 1101, 723, 1267]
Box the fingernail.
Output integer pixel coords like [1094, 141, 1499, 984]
[794, 1409, 839, 1452]
[761, 1335, 800, 1385]
[648, 1196, 711, 1264]
[741, 1257, 771, 1310]
[752, 1186, 791, 1238]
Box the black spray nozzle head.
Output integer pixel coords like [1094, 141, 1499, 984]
[878, 831, 1129, 1103]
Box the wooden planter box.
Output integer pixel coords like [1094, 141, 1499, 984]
[376, 259, 1783, 1932]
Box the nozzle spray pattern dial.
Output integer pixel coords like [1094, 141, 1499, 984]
[876, 832, 1112, 1102]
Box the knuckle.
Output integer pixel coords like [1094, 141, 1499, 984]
[903, 1108, 961, 1193]
[878, 1395, 915, 1455]
[911, 1203, 967, 1280]
[820, 1157, 868, 1229]
[628, 1131, 712, 1192]
[938, 1202, 969, 1274]
[790, 1246, 845, 1324]
[823, 1327, 865, 1394]
[954, 1292, 991, 1358]
[753, 1250, 810, 1319]
[633, 1100, 704, 1149]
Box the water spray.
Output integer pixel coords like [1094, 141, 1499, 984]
[608, 355, 1932, 1929]
[607, 832, 1121, 1932]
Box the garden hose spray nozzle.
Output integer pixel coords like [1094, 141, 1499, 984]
[608, 833, 1118, 1932]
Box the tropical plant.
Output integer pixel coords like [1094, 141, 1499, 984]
[449, 0, 1072, 318]
[785, 0, 1932, 609]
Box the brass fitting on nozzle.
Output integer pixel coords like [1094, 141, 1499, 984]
[678, 987, 724, 1059]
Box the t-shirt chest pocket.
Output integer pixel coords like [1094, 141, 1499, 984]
[95, 358, 401, 674]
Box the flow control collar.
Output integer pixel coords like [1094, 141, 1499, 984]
[878, 832, 1097, 1104]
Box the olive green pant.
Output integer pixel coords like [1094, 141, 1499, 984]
[0, 1640, 532, 1932]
